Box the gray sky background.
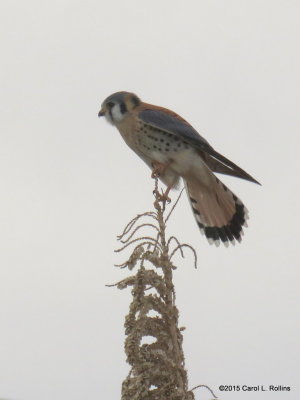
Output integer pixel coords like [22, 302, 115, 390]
[1, 1, 299, 399]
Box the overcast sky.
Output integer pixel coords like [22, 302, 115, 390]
[1, 1, 299, 399]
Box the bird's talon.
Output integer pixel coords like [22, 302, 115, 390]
[153, 189, 171, 205]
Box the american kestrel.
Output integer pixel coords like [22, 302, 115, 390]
[98, 91, 260, 247]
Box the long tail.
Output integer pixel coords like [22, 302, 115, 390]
[184, 174, 248, 247]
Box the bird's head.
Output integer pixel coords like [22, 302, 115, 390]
[98, 91, 141, 125]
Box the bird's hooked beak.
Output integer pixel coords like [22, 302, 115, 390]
[98, 108, 105, 117]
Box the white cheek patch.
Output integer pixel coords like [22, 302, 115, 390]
[111, 104, 125, 123]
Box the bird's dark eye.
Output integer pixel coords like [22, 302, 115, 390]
[107, 101, 114, 110]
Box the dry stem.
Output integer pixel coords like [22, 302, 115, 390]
[108, 179, 216, 400]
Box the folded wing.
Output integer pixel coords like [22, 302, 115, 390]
[139, 108, 260, 185]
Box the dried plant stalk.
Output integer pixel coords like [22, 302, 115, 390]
[109, 179, 216, 400]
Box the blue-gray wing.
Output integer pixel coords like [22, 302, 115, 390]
[139, 109, 211, 149]
[139, 109, 260, 184]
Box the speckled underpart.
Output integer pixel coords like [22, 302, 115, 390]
[135, 121, 190, 155]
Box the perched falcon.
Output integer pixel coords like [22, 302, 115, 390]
[98, 91, 260, 247]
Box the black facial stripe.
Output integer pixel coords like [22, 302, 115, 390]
[120, 102, 127, 114]
[131, 94, 141, 107]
